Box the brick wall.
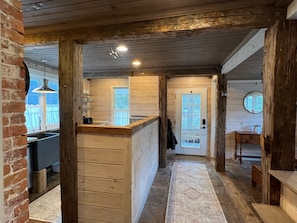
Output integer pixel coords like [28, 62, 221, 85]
[1, 0, 29, 222]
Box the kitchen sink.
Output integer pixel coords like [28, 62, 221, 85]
[28, 132, 60, 171]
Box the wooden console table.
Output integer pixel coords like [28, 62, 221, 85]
[235, 131, 260, 164]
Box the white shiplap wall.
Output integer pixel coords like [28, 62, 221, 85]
[167, 77, 213, 157]
[89, 78, 129, 124]
[129, 76, 159, 117]
[226, 80, 263, 159]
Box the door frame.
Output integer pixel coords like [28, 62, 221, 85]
[174, 88, 208, 156]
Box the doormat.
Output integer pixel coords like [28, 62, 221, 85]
[165, 162, 227, 223]
[29, 185, 61, 223]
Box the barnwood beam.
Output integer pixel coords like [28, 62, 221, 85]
[221, 28, 266, 74]
[24, 0, 275, 35]
[262, 19, 297, 204]
[24, 6, 278, 45]
[59, 40, 83, 223]
[159, 76, 167, 168]
[215, 74, 227, 172]
[83, 66, 219, 79]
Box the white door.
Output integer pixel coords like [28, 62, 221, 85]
[175, 88, 208, 156]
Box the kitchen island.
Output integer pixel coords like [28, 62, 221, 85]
[76, 116, 159, 223]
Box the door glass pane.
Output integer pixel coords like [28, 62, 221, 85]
[181, 94, 201, 149]
[113, 87, 129, 126]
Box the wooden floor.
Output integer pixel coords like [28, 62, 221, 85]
[29, 154, 262, 223]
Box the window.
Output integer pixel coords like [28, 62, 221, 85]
[25, 76, 59, 133]
[113, 87, 129, 126]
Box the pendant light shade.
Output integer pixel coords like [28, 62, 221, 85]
[32, 60, 56, 94]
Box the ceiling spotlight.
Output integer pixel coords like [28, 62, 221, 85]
[132, 60, 141, 68]
[116, 45, 128, 52]
[109, 48, 119, 59]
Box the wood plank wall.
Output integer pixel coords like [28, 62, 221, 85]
[226, 81, 263, 159]
[167, 77, 212, 156]
[77, 133, 130, 222]
[131, 121, 159, 222]
[77, 119, 158, 223]
[129, 76, 159, 117]
[89, 78, 129, 124]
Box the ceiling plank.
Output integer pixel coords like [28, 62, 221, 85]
[83, 66, 220, 79]
[25, 5, 278, 45]
[221, 28, 266, 74]
[287, 0, 297, 19]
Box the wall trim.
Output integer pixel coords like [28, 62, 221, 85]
[0, 10, 4, 222]
[227, 80, 262, 84]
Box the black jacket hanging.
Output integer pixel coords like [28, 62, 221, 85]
[167, 119, 178, 150]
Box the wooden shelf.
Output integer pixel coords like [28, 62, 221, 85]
[269, 170, 297, 194]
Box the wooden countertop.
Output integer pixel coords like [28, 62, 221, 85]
[76, 115, 159, 135]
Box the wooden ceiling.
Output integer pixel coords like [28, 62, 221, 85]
[22, 0, 292, 80]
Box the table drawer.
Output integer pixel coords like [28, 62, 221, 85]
[240, 134, 260, 144]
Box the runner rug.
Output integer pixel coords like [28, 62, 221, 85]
[165, 162, 227, 223]
[29, 185, 61, 223]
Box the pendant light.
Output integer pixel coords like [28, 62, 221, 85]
[32, 59, 56, 94]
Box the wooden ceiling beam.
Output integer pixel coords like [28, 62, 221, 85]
[25, 5, 279, 45]
[221, 28, 266, 74]
[83, 66, 220, 79]
[287, 0, 297, 19]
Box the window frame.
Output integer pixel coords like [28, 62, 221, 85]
[25, 71, 59, 133]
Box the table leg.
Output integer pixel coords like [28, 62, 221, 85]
[239, 143, 242, 164]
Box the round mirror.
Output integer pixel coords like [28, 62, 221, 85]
[243, 91, 263, 114]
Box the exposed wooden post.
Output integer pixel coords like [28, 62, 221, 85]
[159, 75, 167, 168]
[262, 19, 297, 204]
[215, 74, 227, 172]
[59, 39, 83, 223]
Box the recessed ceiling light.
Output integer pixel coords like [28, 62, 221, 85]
[132, 60, 141, 68]
[116, 45, 128, 52]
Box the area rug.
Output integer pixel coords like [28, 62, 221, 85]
[165, 162, 227, 223]
[29, 185, 61, 223]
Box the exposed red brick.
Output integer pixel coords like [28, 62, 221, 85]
[3, 102, 26, 113]
[3, 164, 11, 176]
[3, 138, 13, 152]
[12, 0, 23, 10]
[2, 116, 9, 126]
[11, 158, 27, 172]
[2, 0, 27, 221]
[10, 180, 28, 199]
[5, 190, 28, 211]
[9, 16, 24, 34]
[10, 114, 26, 125]
[4, 169, 27, 188]
[2, 51, 23, 67]
[11, 89, 26, 101]
[2, 89, 11, 101]
[1, 26, 24, 45]
[1, 38, 9, 49]
[13, 135, 27, 147]
[3, 147, 27, 164]
[2, 78, 22, 89]
[1, 0, 23, 22]
[3, 125, 27, 138]
[4, 191, 9, 202]
[16, 209, 29, 223]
